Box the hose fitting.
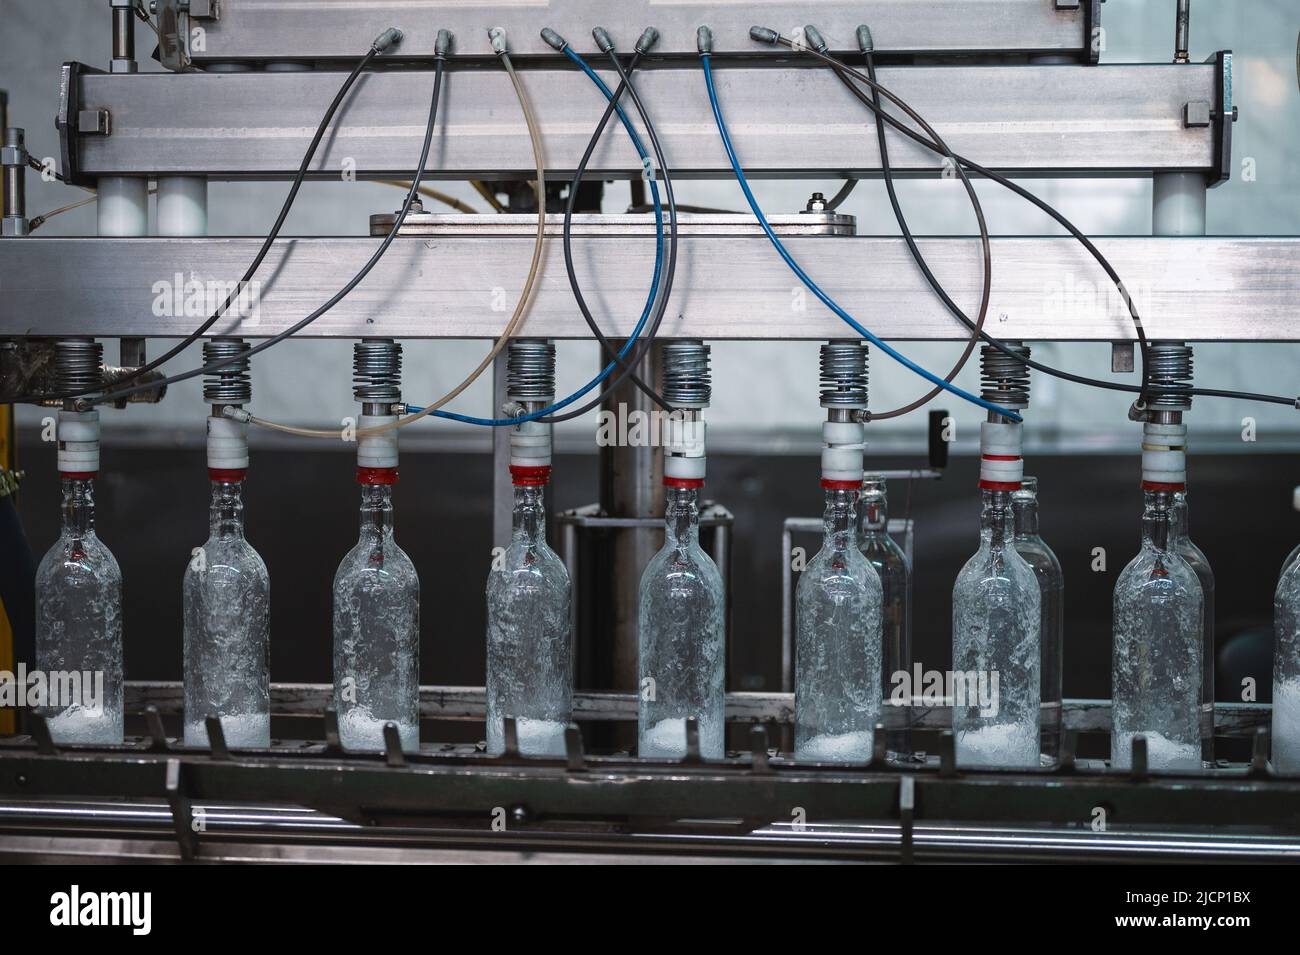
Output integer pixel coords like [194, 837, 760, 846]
[488, 26, 508, 55]
[697, 25, 714, 54]
[540, 27, 567, 52]
[592, 26, 615, 53]
[371, 28, 403, 53]
[434, 29, 453, 58]
[803, 24, 828, 54]
[857, 24, 874, 53]
[635, 27, 660, 55]
[749, 26, 779, 45]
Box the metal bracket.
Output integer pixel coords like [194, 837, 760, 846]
[899, 775, 916, 864]
[55, 62, 102, 188]
[1129, 735, 1150, 781]
[164, 757, 197, 861]
[77, 109, 111, 135]
[29, 713, 58, 756]
[1208, 50, 1234, 186]
[382, 722, 405, 767]
[323, 706, 343, 754]
[143, 705, 170, 752]
[1110, 341, 1135, 373]
[563, 724, 586, 772]
[205, 716, 231, 761]
[749, 725, 772, 774]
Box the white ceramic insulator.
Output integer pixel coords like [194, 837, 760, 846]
[97, 177, 148, 237]
[665, 417, 706, 458]
[57, 410, 100, 473]
[665, 455, 706, 480]
[206, 415, 249, 470]
[157, 177, 208, 236]
[980, 421, 1024, 485]
[1142, 421, 1188, 485]
[510, 419, 552, 469]
[821, 419, 866, 483]
[357, 414, 399, 468]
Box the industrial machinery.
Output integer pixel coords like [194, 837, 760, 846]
[1, 0, 1299, 870]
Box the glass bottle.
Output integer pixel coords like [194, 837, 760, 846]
[183, 477, 270, 749]
[1012, 477, 1064, 766]
[637, 484, 726, 758]
[486, 481, 573, 756]
[796, 487, 883, 761]
[858, 475, 911, 760]
[952, 488, 1042, 768]
[1273, 551, 1300, 773]
[1112, 489, 1203, 770]
[1171, 491, 1215, 764]
[333, 481, 419, 752]
[35, 476, 124, 744]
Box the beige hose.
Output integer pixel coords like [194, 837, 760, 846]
[376, 179, 480, 214]
[246, 44, 546, 439]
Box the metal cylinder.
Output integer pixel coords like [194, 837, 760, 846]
[1146, 341, 1195, 412]
[54, 338, 104, 397]
[2, 127, 27, 237]
[819, 340, 869, 409]
[506, 339, 556, 402]
[980, 342, 1032, 410]
[1153, 172, 1207, 237]
[661, 340, 712, 407]
[202, 338, 252, 406]
[1175, 0, 1191, 63]
[352, 338, 403, 405]
[111, 0, 136, 71]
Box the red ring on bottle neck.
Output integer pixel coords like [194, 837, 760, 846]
[356, 466, 399, 485]
[820, 479, 860, 490]
[58, 471, 97, 480]
[510, 465, 552, 487]
[1141, 480, 1186, 492]
[208, 468, 247, 483]
[979, 480, 1022, 491]
[663, 477, 704, 489]
[980, 454, 1021, 462]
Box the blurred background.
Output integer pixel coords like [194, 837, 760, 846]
[2, 0, 1298, 753]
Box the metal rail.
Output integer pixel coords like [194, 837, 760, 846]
[3, 236, 1296, 342]
[60, 62, 1219, 180]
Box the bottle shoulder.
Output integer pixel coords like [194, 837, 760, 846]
[640, 541, 724, 596]
[1116, 545, 1203, 597]
[955, 541, 1038, 593]
[333, 538, 419, 587]
[37, 533, 122, 583]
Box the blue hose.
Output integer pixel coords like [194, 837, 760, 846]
[413, 48, 665, 426]
[699, 54, 1020, 422]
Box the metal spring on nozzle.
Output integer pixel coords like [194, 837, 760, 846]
[54, 338, 103, 395]
[1145, 341, 1194, 411]
[202, 338, 251, 404]
[819, 340, 869, 409]
[352, 338, 403, 402]
[506, 339, 556, 401]
[661, 341, 712, 406]
[980, 343, 1031, 409]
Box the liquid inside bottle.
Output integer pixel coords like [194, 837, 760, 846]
[858, 475, 911, 761]
[35, 476, 124, 744]
[1171, 491, 1215, 764]
[486, 481, 573, 756]
[1012, 477, 1063, 766]
[1112, 489, 1203, 770]
[333, 480, 420, 752]
[183, 478, 270, 749]
[952, 488, 1042, 768]
[796, 487, 883, 761]
[1273, 548, 1300, 773]
[637, 484, 726, 758]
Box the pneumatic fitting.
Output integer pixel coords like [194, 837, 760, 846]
[819, 340, 869, 487]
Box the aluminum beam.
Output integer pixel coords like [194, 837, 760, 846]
[2, 236, 1297, 342]
[188, 0, 1096, 61]
[65, 62, 1218, 179]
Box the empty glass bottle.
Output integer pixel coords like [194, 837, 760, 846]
[183, 477, 270, 749]
[796, 487, 882, 761]
[1112, 489, 1203, 770]
[35, 476, 123, 744]
[1171, 491, 1215, 764]
[858, 475, 910, 760]
[952, 488, 1042, 768]
[1012, 477, 1064, 765]
[333, 481, 419, 752]
[1273, 549, 1300, 773]
[486, 481, 573, 756]
[637, 484, 726, 758]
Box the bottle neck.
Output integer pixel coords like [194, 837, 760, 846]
[209, 480, 246, 540]
[823, 487, 857, 551]
[59, 477, 95, 539]
[1012, 489, 1040, 538]
[665, 486, 700, 547]
[859, 477, 888, 537]
[979, 488, 1014, 549]
[511, 483, 546, 544]
[1141, 489, 1175, 552]
[359, 483, 395, 539]
[1170, 490, 1190, 541]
